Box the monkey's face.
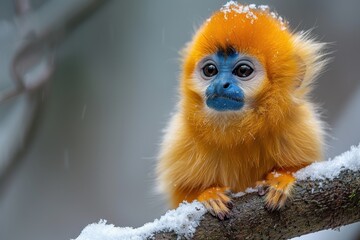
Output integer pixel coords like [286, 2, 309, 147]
[195, 49, 265, 112]
[181, 3, 300, 120]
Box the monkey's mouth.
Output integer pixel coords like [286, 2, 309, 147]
[206, 94, 244, 111]
[215, 95, 243, 103]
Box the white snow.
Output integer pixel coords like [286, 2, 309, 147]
[73, 201, 206, 240]
[258, 5, 269, 11]
[272, 170, 283, 178]
[295, 143, 360, 180]
[220, 1, 258, 22]
[219, 1, 287, 29]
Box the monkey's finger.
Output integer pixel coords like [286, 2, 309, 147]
[265, 188, 275, 200]
[217, 192, 233, 209]
[202, 201, 216, 216]
[265, 188, 284, 210]
[257, 185, 268, 196]
[209, 199, 222, 214]
[216, 199, 231, 219]
[215, 199, 228, 212]
[210, 199, 229, 220]
[281, 182, 294, 198]
[224, 188, 232, 196]
[277, 192, 288, 209]
[209, 200, 223, 220]
[264, 189, 277, 210]
[217, 192, 231, 203]
[227, 200, 234, 209]
[256, 180, 270, 196]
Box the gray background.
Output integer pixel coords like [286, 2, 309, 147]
[0, 1, 360, 239]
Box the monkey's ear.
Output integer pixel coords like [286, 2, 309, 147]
[292, 32, 328, 97]
[294, 54, 306, 89]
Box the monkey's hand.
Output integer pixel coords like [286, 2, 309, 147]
[257, 169, 296, 210]
[197, 187, 232, 220]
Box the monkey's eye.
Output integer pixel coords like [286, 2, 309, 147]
[233, 64, 254, 79]
[202, 63, 218, 78]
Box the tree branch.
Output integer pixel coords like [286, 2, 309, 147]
[154, 169, 360, 240]
[74, 146, 360, 240]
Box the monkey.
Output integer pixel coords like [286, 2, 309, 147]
[156, 2, 327, 219]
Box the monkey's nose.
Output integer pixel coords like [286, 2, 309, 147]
[223, 82, 230, 89]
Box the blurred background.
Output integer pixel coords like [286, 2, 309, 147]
[0, 1, 359, 239]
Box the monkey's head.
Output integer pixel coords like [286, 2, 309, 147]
[180, 2, 326, 140]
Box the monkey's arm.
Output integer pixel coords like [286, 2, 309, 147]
[257, 103, 324, 209]
[157, 114, 233, 219]
[159, 149, 233, 219]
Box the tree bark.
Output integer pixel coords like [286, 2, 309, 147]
[154, 169, 360, 239]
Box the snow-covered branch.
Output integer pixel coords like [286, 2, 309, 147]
[74, 144, 360, 240]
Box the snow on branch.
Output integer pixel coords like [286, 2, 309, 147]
[74, 144, 360, 240]
[75, 203, 206, 240]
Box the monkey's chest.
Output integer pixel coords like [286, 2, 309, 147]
[204, 148, 275, 192]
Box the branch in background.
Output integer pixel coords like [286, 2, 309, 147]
[75, 144, 360, 240]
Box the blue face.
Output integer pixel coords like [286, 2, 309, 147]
[199, 51, 255, 111]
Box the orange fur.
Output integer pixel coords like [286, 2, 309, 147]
[197, 187, 232, 219]
[257, 168, 299, 210]
[157, 2, 326, 217]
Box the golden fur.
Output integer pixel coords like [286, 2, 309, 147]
[157, 3, 327, 215]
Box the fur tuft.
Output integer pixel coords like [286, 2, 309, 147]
[292, 31, 329, 98]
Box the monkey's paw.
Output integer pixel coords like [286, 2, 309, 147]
[257, 170, 296, 210]
[197, 187, 232, 220]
